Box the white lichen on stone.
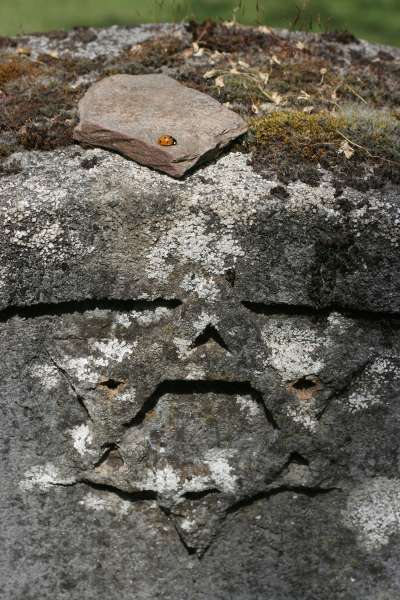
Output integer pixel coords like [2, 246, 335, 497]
[62, 355, 107, 385]
[193, 311, 220, 335]
[142, 464, 181, 497]
[180, 273, 221, 301]
[20, 463, 74, 491]
[59, 337, 138, 385]
[174, 337, 193, 360]
[118, 388, 137, 403]
[30, 362, 60, 390]
[261, 320, 324, 381]
[236, 395, 262, 419]
[145, 213, 244, 283]
[204, 449, 237, 493]
[185, 365, 206, 380]
[69, 423, 93, 456]
[343, 477, 400, 551]
[179, 518, 197, 532]
[286, 402, 318, 432]
[114, 313, 132, 328]
[91, 338, 137, 362]
[347, 356, 399, 413]
[131, 307, 173, 326]
[114, 308, 173, 329]
[286, 179, 339, 218]
[80, 491, 132, 516]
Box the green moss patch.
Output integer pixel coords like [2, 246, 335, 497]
[249, 107, 400, 190]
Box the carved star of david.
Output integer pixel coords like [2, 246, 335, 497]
[22, 291, 375, 556]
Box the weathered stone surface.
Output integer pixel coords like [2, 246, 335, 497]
[73, 74, 248, 177]
[1, 22, 400, 600]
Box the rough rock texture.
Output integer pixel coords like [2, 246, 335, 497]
[1, 22, 400, 600]
[73, 74, 248, 177]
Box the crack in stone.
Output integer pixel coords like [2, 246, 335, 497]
[0, 298, 399, 324]
[47, 453, 341, 558]
[315, 356, 375, 421]
[0, 297, 182, 322]
[45, 350, 91, 419]
[241, 301, 400, 323]
[123, 379, 279, 430]
[226, 485, 342, 515]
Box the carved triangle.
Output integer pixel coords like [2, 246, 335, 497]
[191, 324, 230, 352]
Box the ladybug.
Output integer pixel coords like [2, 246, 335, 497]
[158, 135, 177, 147]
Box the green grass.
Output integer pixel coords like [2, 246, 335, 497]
[0, 0, 399, 46]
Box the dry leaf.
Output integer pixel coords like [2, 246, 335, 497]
[297, 90, 311, 100]
[203, 69, 217, 79]
[258, 72, 270, 85]
[303, 106, 314, 113]
[192, 42, 204, 57]
[270, 91, 283, 105]
[271, 55, 281, 65]
[229, 67, 240, 75]
[338, 140, 354, 159]
[238, 60, 250, 69]
[258, 26, 272, 34]
[295, 41, 306, 50]
[16, 47, 31, 55]
[215, 76, 225, 88]
[251, 103, 260, 114]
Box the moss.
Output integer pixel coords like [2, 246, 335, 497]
[320, 31, 360, 44]
[17, 117, 77, 151]
[0, 55, 41, 86]
[124, 35, 188, 70]
[251, 111, 346, 161]
[187, 20, 275, 53]
[250, 107, 400, 189]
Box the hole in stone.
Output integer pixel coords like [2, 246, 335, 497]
[292, 376, 317, 391]
[288, 376, 320, 401]
[95, 443, 124, 469]
[98, 378, 124, 390]
[97, 378, 127, 398]
[183, 488, 221, 500]
[190, 324, 230, 352]
[287, 451, 309, 466]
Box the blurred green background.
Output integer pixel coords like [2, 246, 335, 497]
[0, 0, 399, 46]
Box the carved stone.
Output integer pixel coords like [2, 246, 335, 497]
[1, 22, 400, 600]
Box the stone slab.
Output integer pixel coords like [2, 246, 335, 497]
[1, 22, 400, 600]
[73, 74, 248, 177]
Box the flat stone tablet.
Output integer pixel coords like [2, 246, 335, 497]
[73, 74, 248, 177]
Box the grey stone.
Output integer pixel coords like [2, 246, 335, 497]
[73, 74, 248, 177]
[1, 22, 400, 600]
